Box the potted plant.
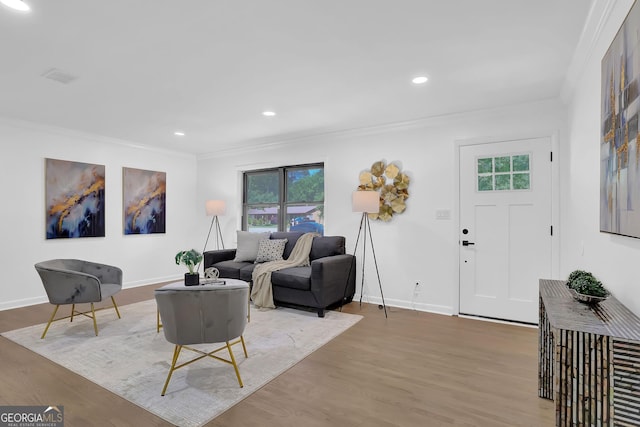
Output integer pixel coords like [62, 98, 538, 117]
[566, 270, 609, 304]
[175, 249, 203, 286]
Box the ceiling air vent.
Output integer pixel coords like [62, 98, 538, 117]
[40, 68, 78, 84]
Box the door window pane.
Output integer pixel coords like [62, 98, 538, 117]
[513, 173, 530, 190]
[512, 155, 530, 172]
[477, 158, 493, 174]
[495, 174, 511, 190]
[494, 156, 511, 173]
[478, 176, 493, 191]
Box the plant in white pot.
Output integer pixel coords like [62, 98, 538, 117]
[175, 249, 203, 286]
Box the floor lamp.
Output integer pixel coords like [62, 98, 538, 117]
[350, 190, 387, 317]
[200, 200, 226, 272]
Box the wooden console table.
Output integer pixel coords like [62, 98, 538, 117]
[538, 279, 640, 426]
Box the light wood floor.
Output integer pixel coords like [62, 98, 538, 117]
[0, 284, 555, 426]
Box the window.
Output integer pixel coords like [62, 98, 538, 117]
[243, 163, 325, 235]
[477, 154, 530, 192]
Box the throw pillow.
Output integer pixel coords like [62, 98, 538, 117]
[233, 231, 270, 262]
[255, 239, 288, 263]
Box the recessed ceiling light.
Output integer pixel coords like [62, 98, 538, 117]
[174, 131, 185, 136]
[0, 0, 30, 11]
[262, 111, 276, 117]
[412, 76, 428, 84]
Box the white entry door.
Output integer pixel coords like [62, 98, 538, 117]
[459, 137, 552, 324]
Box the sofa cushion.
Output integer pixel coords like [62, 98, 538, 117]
[255, 238, 288, 263]
[270, 232, 304, 259]
[271, 266, 311, 291]
[310, 236, 345, 260]
[234, 231, 270, 262]
[239, 264, 256, 282]
[213, 260, 252, 280]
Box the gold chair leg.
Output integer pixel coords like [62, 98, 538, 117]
[111, 296, 121, 319]
[156, 309, 161, 333]
[90, 303, 98, 336]
[41, 305, 60, 339]
[161, 345, 182, 396]
[70, 304, 75, 322]
[227, 341, 243, 388]
[240, 335, 248, 358]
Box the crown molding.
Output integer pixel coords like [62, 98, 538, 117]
[0, 116, 195, 160]
[199, 97, 562, 159]
[561, 0, 620, 102]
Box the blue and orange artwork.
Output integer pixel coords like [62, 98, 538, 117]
[123, 167, 166, 234]
[45, 158, 105, 239]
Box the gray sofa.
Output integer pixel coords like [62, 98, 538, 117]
[203, 232, 356, 317]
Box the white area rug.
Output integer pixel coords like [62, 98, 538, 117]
[2, 300, 362, 427]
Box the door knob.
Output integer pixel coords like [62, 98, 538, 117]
[462, 240, 475, 246]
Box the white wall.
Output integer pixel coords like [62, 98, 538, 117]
[562, 0, 640, 316]
[0, 120, 200, 310]
[198, 99, 566, 315]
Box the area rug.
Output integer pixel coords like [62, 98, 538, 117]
[2, 300, 362, 427]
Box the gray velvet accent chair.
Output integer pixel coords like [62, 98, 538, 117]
[34, 259, 123, 339]
[155, 282, 249, 396]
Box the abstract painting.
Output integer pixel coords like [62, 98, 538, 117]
[45, 158, 105, 239]
[601, 0, 640, 238]
[123, 167, 166, 234]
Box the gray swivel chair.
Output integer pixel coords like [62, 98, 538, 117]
[34, 259, 123, 339]
[155, 282, 249, 396]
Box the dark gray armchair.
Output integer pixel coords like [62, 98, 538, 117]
[155, 281, 249, 396]
[34, 259, 123, 339]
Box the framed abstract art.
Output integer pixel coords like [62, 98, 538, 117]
[601, 0, 640, 238]
[123, 167, 166, 234]
[45, 158, 105, 239]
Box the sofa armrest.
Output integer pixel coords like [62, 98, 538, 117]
[310, 254, 356, 305]
[204, 249, 237, 268]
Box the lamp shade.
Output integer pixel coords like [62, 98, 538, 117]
[205, 200, 226, 216]
[352, 191, 379, 213]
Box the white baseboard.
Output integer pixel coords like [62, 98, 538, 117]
[123, 275, 181, 289]
[0, 275, 182, 312]
[353, 294, 454, 316]
[0, 296, 49, 311]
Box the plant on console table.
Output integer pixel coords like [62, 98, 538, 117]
[175, 249, 203, 286]
[566, 270, 609, 304]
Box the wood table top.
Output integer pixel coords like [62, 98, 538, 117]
[539, 279, 640, 341]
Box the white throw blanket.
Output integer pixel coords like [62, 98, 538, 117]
[251, 232, 316, 309]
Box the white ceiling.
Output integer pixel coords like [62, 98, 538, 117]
[0, 0, 592, 155]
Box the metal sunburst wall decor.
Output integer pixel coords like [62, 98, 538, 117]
[357, 160, 410, 221]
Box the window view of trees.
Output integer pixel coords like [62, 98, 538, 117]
[244, 164, 324, 234]
[287, 168, 324, 202]
[246, 171, 279, 204]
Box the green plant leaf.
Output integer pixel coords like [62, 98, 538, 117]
[567, 270, 608, 297]
[175, 249, 203, 274]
